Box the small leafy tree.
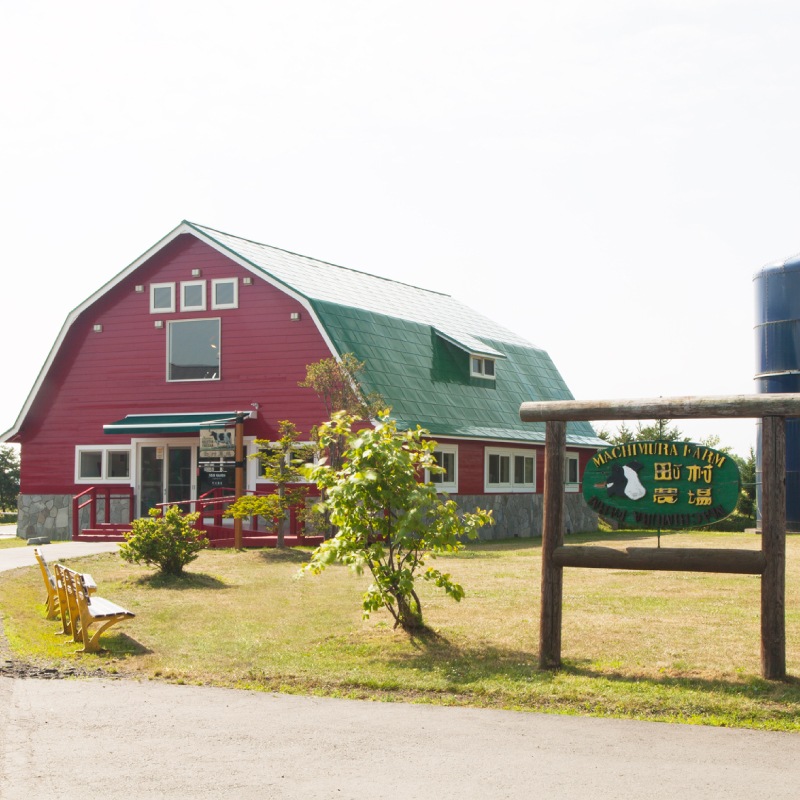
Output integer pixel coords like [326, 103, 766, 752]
[300, 411, 493, 632]
[119, 506, 208, 576]
[225, 420, 313, 546]
[0, 446, 20, 512]
[299, 353, 384, 472]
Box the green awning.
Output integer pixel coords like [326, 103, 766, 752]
[104, 412, 242, 435]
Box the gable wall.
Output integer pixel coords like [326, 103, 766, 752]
[18, 235, 333, 493]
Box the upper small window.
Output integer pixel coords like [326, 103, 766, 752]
[471, 356, 496, 379]
[212, 278, 238, 309]
[150, 283, 175, 313]
[181, 281, 207, 312]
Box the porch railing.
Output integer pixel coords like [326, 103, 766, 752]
[152, 487, 306, 536]
[72, 486, 135, 539]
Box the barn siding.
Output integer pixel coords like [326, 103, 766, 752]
[13, 232, 600, 540]
[19, 235, 333, 493]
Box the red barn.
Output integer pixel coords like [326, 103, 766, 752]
[1, 221, 603, 541]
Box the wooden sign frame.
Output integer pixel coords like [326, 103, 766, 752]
[519, 394, 795, 681]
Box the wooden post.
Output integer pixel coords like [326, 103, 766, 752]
[234, 414, 244, 550]
[760, 415, 786, 680]
[539, 420, 566, 669]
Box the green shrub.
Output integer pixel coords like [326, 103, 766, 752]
[119, 506, 208, 576]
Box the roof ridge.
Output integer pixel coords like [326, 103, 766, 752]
[186, 220, 452, 299]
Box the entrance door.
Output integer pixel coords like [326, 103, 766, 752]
[138, 444, 195, 517]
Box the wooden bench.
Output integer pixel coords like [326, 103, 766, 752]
[34, 547, 96, 621]
[56, 565, 134, 652]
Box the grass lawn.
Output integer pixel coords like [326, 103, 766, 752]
[1, 529, 798, 730]
[0, 537, 25, 549]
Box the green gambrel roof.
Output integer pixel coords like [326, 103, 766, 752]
[189, 222, 603, 446]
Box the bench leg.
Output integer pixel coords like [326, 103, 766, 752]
[45, 593, 60, 621]
[77, 617, 127, 653]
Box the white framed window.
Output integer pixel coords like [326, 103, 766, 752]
[150, 282, 175, 313]
[211, 278, 239, 309]
[254, 441, 318, 485]
[471, 355, 496, 379]
[180, 280, 207, 312]
[485, 447, 536, 492]
[75, 447, 131, 484]
[426, 445, 458, 492]
[565, 453, 580, 492]
[167, 318, 221, 381]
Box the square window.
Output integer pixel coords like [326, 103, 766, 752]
[108, 451, 131, 479]
[76, 447, 132, 484]
[428, 446, 458, 491]
[486, 448, 536, 492]
[168, 318, 220, 381]
[470, 355, 496, 379]
[181, 280, 206, 311]
[150, 283, 175, 313]
[212, 278, 238, 309]
[79, 451, 102, 479]
[565, 454, 580, 491]
[515, 455, 534, 485]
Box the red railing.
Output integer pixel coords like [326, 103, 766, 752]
[72, 487, 135, 539]
[151, 488, 306, 536]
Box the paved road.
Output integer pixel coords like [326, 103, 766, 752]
[1, 676, 799, 800]
[1, 534, 799, 799]
[0, 536, 119, 572]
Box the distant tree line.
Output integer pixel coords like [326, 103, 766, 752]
[0, 446, 20, 512]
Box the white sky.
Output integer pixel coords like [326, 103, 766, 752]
[3, 0, 800, 457]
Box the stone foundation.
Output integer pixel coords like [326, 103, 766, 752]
[16, 494, 132, 541]
[15, 492, 597, 542]
[455, 493, 598, 539]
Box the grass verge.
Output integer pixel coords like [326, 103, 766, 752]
[0, 537, 25, 549]
[0, 530, 798, 730]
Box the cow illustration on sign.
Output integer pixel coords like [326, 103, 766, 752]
[605, 460, 646, 501]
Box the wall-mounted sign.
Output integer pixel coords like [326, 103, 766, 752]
[199, 427, 234, 458]
[582, 441, 740, 528]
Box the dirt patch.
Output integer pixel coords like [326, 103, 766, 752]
[0, 615, 115, 681]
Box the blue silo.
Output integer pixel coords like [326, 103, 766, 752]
[754, 254, 800, 530]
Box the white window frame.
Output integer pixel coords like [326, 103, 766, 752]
[180, 280, 207, 312]
[426, 444, 458, 492]
[75, 446, 132, 484]
[484, 447, 536, 492]
[565, 452, 580, 492]
[150, 282, 176, 313]
[254, 441, 318, 485]
[211, 278, 239, 310]
[167, 318, 221, 382]
[470, 355, 496, 380]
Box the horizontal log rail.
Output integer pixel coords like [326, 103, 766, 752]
[552, 545, 766, 575]
[520, 393, 800, 422]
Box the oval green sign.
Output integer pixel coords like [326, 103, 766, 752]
[583, 441, 741, 528]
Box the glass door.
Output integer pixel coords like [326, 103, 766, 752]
[167, 447, 193, 511]
[137, 443, 196, 517]
[139, 446, 164, 517]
